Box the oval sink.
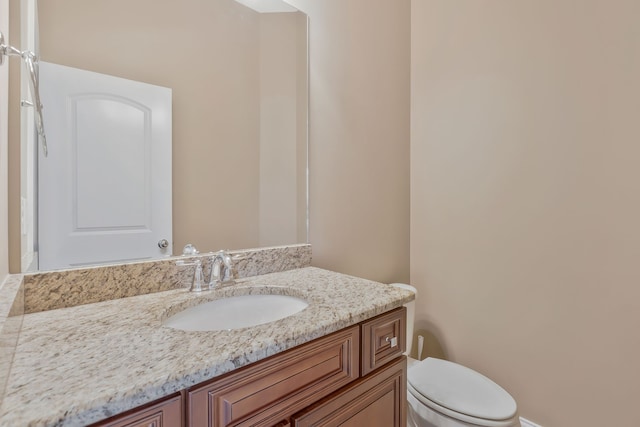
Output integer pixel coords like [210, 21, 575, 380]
[163, 294, 309, 331]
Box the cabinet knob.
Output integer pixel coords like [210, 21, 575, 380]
[385, 336, 398, 348]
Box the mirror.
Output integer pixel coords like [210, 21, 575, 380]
[15, 0, 308, 271]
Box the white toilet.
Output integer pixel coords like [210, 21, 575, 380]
[391, 284, 521, 427]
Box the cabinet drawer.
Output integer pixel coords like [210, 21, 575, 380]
[187, 326, 360, 427]
[92, 393, 183, 427]
[292, 356, 407, 427]
[361, 307, 406, 376]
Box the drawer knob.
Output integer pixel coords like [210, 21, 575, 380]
[386, 336, 398, 348]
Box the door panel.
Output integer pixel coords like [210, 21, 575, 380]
[38, 62, 172, 270]
[73, 95, 149, 229]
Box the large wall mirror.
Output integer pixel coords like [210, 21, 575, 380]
[12, 0, 308, 272]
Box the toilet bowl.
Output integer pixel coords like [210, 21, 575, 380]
[391, 284, 521, 427]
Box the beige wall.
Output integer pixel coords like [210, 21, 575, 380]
[411, 1, 640, 425]
[258, 13, 305, 246]
[6, 0, 18, 274]
[295, 12, 308, 246]
[0, 0, 9, 280]
[289, 0, 411, 284]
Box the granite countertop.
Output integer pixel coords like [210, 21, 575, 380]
[0, 266, 414, 427]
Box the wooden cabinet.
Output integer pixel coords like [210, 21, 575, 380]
[291, 357, 406, 427]
[187, 327, 360, 427]
[91, 393, 183, 427]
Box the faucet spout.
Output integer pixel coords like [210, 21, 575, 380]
[208, 250, 233, 289]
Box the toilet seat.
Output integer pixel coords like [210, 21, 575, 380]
[408, 358, 518, 427]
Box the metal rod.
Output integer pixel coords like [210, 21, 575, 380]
[0, 30, 48, 156]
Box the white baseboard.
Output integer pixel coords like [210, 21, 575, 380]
[520, 417, 543, 427]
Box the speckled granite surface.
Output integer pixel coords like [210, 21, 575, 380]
[23, 244, 311, 314]
[0, 276, 23, 406]
[0, 267, 414, 427]
[0, 244, 310, 417]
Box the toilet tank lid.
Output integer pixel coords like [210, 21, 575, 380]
[408, 358, 517, 421]
[389, 283, 417, 295]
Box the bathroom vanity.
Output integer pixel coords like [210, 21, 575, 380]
[97, 308, 406, 427]
[0, 247, 413, 426]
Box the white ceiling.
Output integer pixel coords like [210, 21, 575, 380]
[233, 0, 298, 13]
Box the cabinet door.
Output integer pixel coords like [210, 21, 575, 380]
[91, 393, 183, 427]
[291, 357, 406, 427]
[187, 326, 360, 427]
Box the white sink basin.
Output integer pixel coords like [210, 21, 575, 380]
[163, 294, 309, 331]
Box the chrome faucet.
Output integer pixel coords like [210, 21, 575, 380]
[208, 250, 234, 289]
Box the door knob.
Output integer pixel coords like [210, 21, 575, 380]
[158, 239, 169, 249]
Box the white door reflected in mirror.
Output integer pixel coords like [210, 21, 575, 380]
[38, 62, 172, 270]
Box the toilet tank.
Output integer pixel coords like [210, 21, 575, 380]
[390, 283, 416, 356]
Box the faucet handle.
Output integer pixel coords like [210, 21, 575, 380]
[182, 243, 199, 256]
[192, 261, 204, 292]
[222, 252, 234, 281]
[228, 253, 249, 279]
[176, 259, 204, 292]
